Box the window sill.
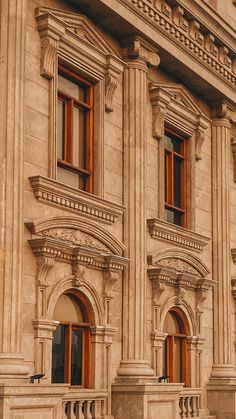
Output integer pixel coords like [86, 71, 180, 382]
[147, 218, 210, 252]
[29, 175, 124, 225]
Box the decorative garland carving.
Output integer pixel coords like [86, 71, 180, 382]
[157, 258, 199, 275]
[42, 228, 110, 253]
[122, 0, 236, 86]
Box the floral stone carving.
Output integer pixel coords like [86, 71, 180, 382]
[42, 228, 110, 253]
[157, 258, 198, 275]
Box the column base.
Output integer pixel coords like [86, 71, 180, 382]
[0, 354, 29, 378]
[210, 364, 236, 379]
[207, 379, 236, 419]
[117, 359, 155, 381]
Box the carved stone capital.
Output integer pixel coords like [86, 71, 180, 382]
[123, 36, 160, 68]
[105, 55, 125, 112]
[35, 13, 65, 79]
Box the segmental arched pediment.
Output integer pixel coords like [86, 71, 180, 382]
[26, 216, 125, 256]
[148, 248, 210, 278]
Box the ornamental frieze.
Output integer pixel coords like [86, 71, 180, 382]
[121, 0, 236, 86]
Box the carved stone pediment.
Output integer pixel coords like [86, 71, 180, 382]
[41, 228, 110, 253]
[36, 6, 120, 56]
[156, 257, 199, 275]
[148, 83, 210, 160]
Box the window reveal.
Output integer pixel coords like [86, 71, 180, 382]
[57, 65, 93, 192]
[164, 128, 187, 227]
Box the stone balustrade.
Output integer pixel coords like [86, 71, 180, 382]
[62, 393, 106, 419]
[179, 389, 201, 418]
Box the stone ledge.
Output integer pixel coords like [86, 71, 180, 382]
[29, 175, 124, 225]
[147, 218, 210, 252]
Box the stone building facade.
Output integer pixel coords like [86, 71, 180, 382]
[0, 0, 236, 418]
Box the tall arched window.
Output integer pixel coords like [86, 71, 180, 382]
[52, 292, 91, 386]
[163, 308, 189, 386]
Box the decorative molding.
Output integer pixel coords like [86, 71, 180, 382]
[71, 260, 86, 287]
[147, 218, 210, 252]
[105, 56, 125, 112]
[28, 237, 129, 272]
[123, 36, 160, 67]
[212, 101, 236, 122]
[231, 248, 236, 265]
[29, 176, 124, 225]
[41, 228, 110, 253]
[36, 255, 55, 286]
[35, 8, 125, 112]
[148, 266, 214, 293]
[103, 269, 121, 299]
[157, 258, 199, 275]
[121, 0, 236, 86]
[231, 277, 236, 299]
[148, 83, 210, 159]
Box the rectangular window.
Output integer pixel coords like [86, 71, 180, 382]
[57, 65, 93, 192]
[164, 128, 187, 227]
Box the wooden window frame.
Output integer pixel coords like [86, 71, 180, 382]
[52, 291, 92, 387]
[164, 127, 187, 227]
[164, 309, 190, 387]
[57, 64, 94, 193]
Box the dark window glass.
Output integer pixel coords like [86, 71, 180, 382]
[166, 209, 182, 226]
[71, 329, 83, 385]
[165, 133, 181, 154]
[174, 157, 182, 208]
[52, 325, 66, 383]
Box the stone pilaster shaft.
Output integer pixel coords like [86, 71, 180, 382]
[211, 116, 235, 377]
[0, 0, 28, 375]
[118, 39, 159, 377]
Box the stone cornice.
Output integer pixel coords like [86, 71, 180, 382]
[29, 175, 124, 225]
[148, 266, 214, 292]
[118, 0, 236, 89]
[147, 218, 210, 252]
[28, 237, 129, 272]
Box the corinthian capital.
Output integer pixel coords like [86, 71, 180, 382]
[122, 36, 160, 68]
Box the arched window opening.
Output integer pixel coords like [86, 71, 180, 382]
[163, 308, 189, 386]
[52, 292, 91, 386]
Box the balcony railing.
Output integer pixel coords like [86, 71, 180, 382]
[62, 389, 107, 419]
[179, 388, 201, 418]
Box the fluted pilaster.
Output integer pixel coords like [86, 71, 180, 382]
[211, 105, 236, 378]
[118, 37, 159, 378]
[0, 0, 29, 376]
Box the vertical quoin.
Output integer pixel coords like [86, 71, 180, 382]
[118, 37, 160, 377]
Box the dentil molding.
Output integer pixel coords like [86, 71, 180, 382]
[29, 175, 124, 225]
[147, 218, 210, 251]
[120, 0, 236, 87]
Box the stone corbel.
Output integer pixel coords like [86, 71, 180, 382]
[148, 266, 176, 304]
[123, 36, 160, 68]
[172, 6, 188, 32]
[103, 269, 120, 299]
[204, 34, 218, 57]
[189, 20, 204, 46]
[36, 255, 55, 286]
[148, 85, 173, 139]
[105, 55, 125, 112]
[231, 277, 236, 299]
[219, 46, 232, 69]
[231, 137, 236, 182]
[233, 58, 236, 75]
[195, 116, 209, 160]
[154, 0, 171, 17]
[71, 257, 86, 288]
[35, 12, 66, 79]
